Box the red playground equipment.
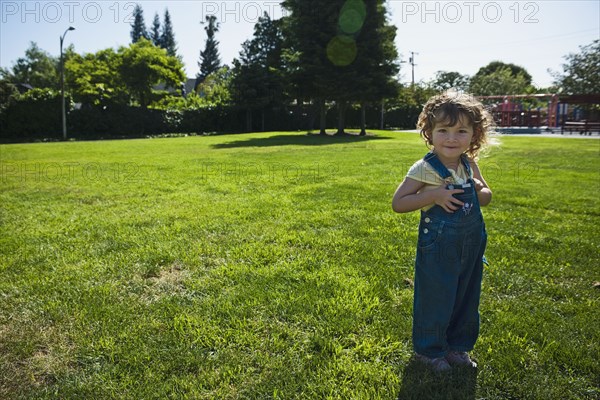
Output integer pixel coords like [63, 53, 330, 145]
[476, 94, 600, 134]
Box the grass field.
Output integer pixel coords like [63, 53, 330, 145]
[1, 131, 598, 399]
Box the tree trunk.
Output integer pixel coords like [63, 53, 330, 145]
[380, 99, 385, 130]
[246, 108, 252, 132]
[359, 103, 367, 136]
[307, 102, 317, 132]
[319, 99, 327, 135]
[335, 101, 347, 135]
[296, 97, 302, 130]
[261, 108, 265, 132]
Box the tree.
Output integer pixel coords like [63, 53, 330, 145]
[197, 15, 221, 86]
[196, 66, 232, 107]
[1, 42, 58, 89]
[282, 0, 399, 135]
[0, 80, 19, 110]
[348, 0, 400, 135]
[161, 9, 178, 58]
[119, 39, 185, 108]
[394, 83, 436, 107]
[282, 0, 343, 133]
[150, 13, 161, 47]
[230, 13, 285, 131]
[473, 61, 532, 85]
[130, 4, 149, 43]
[469, 62, 535, 96]
[65, 48, 126, 106]
[430, 71, 470, 92]
[552, 39, 600, 95]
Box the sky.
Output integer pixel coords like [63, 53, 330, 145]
[1, 0, 599, 88]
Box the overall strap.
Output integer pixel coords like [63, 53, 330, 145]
[423, 152, 472, 182]
[460, 153, 472, 178]
[423, 152, 452, 180]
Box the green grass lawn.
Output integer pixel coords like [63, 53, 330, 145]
[1, 131, 598, 399]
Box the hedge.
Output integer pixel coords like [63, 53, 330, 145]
[0, 96, 420, 143]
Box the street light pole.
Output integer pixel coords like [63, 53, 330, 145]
[60, 26, 75, 141]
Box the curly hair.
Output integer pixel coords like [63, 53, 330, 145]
[417, 91, 494, 159]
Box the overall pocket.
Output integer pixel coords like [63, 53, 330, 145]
[417, 217, 445, 250]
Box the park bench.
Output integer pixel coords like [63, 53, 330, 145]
[561, 120, 600, 135]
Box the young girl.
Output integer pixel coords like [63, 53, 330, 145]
[392, 91, 493, 372]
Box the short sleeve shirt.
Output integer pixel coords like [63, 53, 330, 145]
[406, 159, 472, 210]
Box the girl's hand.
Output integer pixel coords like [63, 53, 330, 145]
[433, 185, 464, 213]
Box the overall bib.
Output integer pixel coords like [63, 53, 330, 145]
[413, 152, 487, 358]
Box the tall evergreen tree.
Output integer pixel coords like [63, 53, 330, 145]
[150, 13, 161, 47]
[230, 13, 285, 131]
[196, 15, 221, 87]
[130, 4, 148, 43]
[160, 9, 178, 58]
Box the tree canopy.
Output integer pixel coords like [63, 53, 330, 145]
[65, 40, 185, 109]
[469, 61, 534, 96]
[161, 10, 178, 58]
[130, 4, 149, 43]
[230, 13, 285, 131]
[150, 13, 161, 47]
[65, 48, 126, 106]
[552, 39, 600, 95]
[197, 15, 221, 86]
[143, 8, 178, 58]
[282, 0, 399, 134]
[430, 71, 470, 92]
[473, 61, 533, 85]
[119, 39, 185, 108]
[0, 42, 59, 89]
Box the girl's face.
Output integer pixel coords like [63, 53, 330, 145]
[430, 114, 475, 161]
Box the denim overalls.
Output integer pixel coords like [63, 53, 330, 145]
[413, 152, 487, 358]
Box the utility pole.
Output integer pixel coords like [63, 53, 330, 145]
[409, 51, 419, 86]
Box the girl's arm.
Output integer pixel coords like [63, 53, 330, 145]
[470, 161, 492, 206]
[392, 177, 466, 213]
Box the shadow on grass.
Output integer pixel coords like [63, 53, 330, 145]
[211, 132, 391, 149]
[397, 356, 477, 400]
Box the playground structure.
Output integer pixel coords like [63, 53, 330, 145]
[476, 94, 600, 134]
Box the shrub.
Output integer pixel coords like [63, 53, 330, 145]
[0, 88, 63, 142]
